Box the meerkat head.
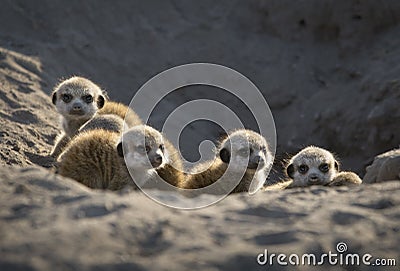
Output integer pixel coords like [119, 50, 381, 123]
[218, 129, 272, 194]
[286, 146, 339, 187]
[117, 125, 167, 175]
[218, 129, 272, 172]
[52, 76, 106, 121]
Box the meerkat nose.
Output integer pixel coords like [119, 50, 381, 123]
[72, 102, 82, 111]
[150, 153, 163, 168]
[254, 155, 264, 165]
[308, 173, 320, 182]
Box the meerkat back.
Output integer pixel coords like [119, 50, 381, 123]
[57, 130, 129, 190]
[79, 114, 125, 133]
[97, 101, 142, 128]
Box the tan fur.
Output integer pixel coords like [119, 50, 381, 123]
[79, 114, 125, 133]
[183, 158, 227, 189]
[57, 130, 130, 190]
[155, 139, 185, 188]
[97, 101, 142, 128]
[183, 159, 261, 194]
[183, 129, 272, 194]
[263, 180, 293, 191]
[50, 76, 106, 158]
[327, 171, 362, 186]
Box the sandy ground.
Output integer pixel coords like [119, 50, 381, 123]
[0, 1, 399, 270]
[1, 166, 399, 271]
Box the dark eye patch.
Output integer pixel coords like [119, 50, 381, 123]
[136, 145, 148, 154]
[298, 164, 309, 174]
[82, 94, 93, 104]
[159, 144, 164, 152]
[61, 94, 73, 103]
[319, 163, 330, 173]
[261, 146, 267, 154]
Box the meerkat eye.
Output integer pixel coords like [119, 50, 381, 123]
[298, 164, 309, 174]
[237, 148, 250, 157]
[136, 145, 148, 154]
[61, 94, 72, 103]
[319, 163, 330, 173]
[159, 144, 164, 152]
[82, 95, 93, 104]
[145, 145, 151, 153]
[261, 146, 267, 154]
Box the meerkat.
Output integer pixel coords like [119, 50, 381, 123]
[284, 146, 339, 188]
[50, 76, 106, 157]
[78, 111, 183, 188]
[57, 125, 167, 190]
[183, 129, 273, 195]
[281, 146, 361, 188]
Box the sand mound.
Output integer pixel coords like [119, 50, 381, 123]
[0, 48, 58, 168]
[1, 166, 399, 270]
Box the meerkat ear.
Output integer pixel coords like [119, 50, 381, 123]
[219, 148, 230, 163]
[286, 164, 295, 178]
[117, 142, 123, 157]
[97, 95, 105, 109]
[334, 160, 339, 171]
[52, 92, 57, 105]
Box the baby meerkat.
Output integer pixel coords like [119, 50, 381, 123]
[283, 146, 361, 188]
[183, 129, 273, 195]
[50, 76, 106, 157]
[285, 146, 339, 187]
[57, 125, 167, 190]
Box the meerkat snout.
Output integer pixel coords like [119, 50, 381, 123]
[70, 100, 84, 114]
[248, 152, 266, 169]
[150, 151, 164, 168]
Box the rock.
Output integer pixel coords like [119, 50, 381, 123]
[364, 149, 400, 183]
